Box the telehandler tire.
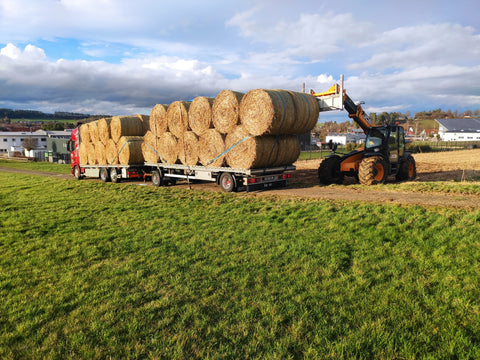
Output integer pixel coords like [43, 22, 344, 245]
[396, 155, 416, 181]
[318, 156, 344, 185]
[359, 156, 387, 185]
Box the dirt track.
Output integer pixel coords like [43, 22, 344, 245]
[2, 149, 480, 209]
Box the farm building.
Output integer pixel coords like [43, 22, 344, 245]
[326, 132, 366, 146]
[436, 118, 480, 141]
[0, 129, 72, 158]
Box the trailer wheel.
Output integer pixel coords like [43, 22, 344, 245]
[219, 172, 236, 192]
[110, 168, 121, 183]
[152, 170, 164, 187]
[359, 156, 387, 185]
[100, 168, 110, 182]
[74, 165, 81, 180]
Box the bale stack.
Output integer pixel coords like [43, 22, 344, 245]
[145, 88, 318, 169]
[79, 116, 146, 165]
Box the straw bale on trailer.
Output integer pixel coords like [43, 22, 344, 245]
[272, 135, 301, 166]
[212, 90, 243, 134]
[167, 101, 190, 138]
[95, 141, 107, 165]
[157, 132, 178, 164]
[86, 141, 96, 165]
[198, 129, 225, 167]
[80, 123, 91, 143]
[189, 97, 214, 136]
[240, 89, 295, 136]
[79, 142, 88, 165]
[117, 136, 144, 165]
[142, 131, 160, 163]
[150, 104, 168, 136]
[177, 131, 199, 166]
[89, 122, 99, 143]
[97, 117, 112, 145]
[105, 139, 119, 165]
[110, 116, 144, 143]
[224, 126, 271, 169]
[136, 114, 150, 134]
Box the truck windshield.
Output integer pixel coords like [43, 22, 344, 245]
[365, 127, 387, 149]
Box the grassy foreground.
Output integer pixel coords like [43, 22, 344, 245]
[1, 172, 480, 359]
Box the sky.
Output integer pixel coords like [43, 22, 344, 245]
[0, 0, 479, 121]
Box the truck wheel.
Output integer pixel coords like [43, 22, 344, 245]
[318, 156, 343, 185]
[100, 168, 110, 182]
[359, 156, 387, 185]
[74, 166, 81, 180]
[396, 155, 416, 181]
[152, 170, 164, 187]
[110, 168, 121, 183]
[219, 172, 236, 192]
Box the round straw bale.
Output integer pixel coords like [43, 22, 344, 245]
[79, 123, 91, 143]
[117, 136, 144, 165]
[167, 101, 190, 138]
[79, 142, 88, 165]
[157, 132, 178, 164]
[95, 141, 107, 165]
[136, 114, 150, 134]
[240, 89, 295, 136]
[89, 121, 99, 143]
[272, 135, 301, 166]
[177, 131, 199, 166]
[106, 139, 119, 165]
[97, 117, 112, 145]
[142, 130, 160, 163]
[188, 96, 214, 135]
[285, 91, 320, 134]
[212, 90, 244, 134]
[110, 115, 144, 143]
[224, 126, 269, 169]
[86, 141, 96, 165]
[198, 129, 225, 167]
[150, 104, 168, 136]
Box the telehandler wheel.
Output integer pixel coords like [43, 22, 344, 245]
[100, 168, 110, 182]
[396, 155, 416, 181]
[359, 156, 387, 185]
[318, 156, 344, 185]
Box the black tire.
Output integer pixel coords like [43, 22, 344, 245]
[359, 156, 388, 185]
[110, 168, 121, 183]
[219, 172, 236, 192]
[100, 168, 110, 182]
[74, 165, 82, 180]
[318, 156, 344, 185]
[152, 170, 164, 187]
[396, 155, 416, 181]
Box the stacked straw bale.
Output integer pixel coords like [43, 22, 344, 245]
[189, 97, 214, 135]
[167, 101, 190, 138]
[78, 116, 146, 166]
[212, 90, 243, 134]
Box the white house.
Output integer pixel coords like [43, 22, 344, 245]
[0, 129, 72, 157]
[436, 119, 480, 141]
[326, 132, 366, 146]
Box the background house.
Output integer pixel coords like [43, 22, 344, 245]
[436, 119, 480, 141]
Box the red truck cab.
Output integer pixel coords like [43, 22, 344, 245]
[67, 127, 82, 179]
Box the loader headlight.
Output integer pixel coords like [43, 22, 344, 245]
[374, 147, 380, 152]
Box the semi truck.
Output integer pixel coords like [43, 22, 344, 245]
[67, 128, 293, 192]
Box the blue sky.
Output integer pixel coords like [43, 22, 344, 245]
[0, 0, 479, 121]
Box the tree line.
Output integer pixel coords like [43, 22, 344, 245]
[0, 109, 90, 120]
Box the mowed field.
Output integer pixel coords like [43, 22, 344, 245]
[1, 151, 480, 359]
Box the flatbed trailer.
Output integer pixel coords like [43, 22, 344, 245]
[74, 162, 294, 192]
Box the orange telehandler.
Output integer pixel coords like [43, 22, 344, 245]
[312, 76, 416, 185]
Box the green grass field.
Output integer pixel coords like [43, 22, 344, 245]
[1, 171, 479, 359]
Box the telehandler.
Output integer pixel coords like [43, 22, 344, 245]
[311, 76, 416, 185]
